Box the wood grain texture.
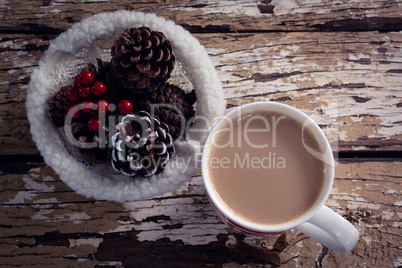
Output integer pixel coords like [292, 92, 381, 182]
[0, 160, 400, 267]
[1, 31, 401, 154]
[1, 0, 402, 267]
[1, 0, 402, 33]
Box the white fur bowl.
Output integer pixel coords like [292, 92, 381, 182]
[26, 11, 226, 202]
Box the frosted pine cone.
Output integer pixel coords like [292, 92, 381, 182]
[110, 111, 175, 177]
[111, 27, 176, 94]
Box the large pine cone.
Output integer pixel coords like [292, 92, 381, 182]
[110, 111, 175, 177]
[134, 83, 197, 140]
[48, 86, 73, 127]
[111, 27, 176, 94]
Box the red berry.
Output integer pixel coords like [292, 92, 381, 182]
[118, 100, 133, 115]
[74, 74, 81, 87]
[81, 99, 95, 114]
[97, 100, 110, 114]
[68, 105, 82, 120]
[66, 87, 80, 103]
[88, 117, 100, 132]
[78, 86, 91, 98]
[80, 70, 94, 86]
[91, 81, 107, 97]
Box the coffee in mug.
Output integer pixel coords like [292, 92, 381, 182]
[206, 110, 328, 225]
[202, 101, 359, 253]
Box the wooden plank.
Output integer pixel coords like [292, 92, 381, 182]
[198, 31, 402, 152]
[0, 34, 48, 154]
[0, 159, 400, 267]
[1, 31, 401, 154]
[1, 0, 402, 33]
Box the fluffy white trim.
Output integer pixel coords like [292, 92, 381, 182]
[26, 11, 226, 202]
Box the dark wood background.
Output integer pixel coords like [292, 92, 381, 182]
[1, 1, 401, 267]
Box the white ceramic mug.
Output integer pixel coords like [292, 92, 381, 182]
[202, 101, 359, 253]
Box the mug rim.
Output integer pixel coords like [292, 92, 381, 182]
[201, 101, 335, 233]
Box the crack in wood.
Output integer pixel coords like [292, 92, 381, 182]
[312, 17, 402, 32]
[284, 236, 309, 252]
[351, 96, 372, 103]
[252, 71, 303, 83]
[317, 246, 329, 268]
[142, 215, 171, 223]
[179, 23, 231, 33]
[281, 254, 300, 265]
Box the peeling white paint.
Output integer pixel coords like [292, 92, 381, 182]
[103, 180, 228, 246]
[108, 261, 123, 266]
[394, 200, 402, 206]
[69, 238, 104, 249]
[4, 170, 55, 204]
[325, 198, 341, 208]
[352, 146, 367, 151]
[392, 222, 402, 228]
[23, 176, 54, 192]
[101, 221, 137, 234]
[31, 208, 54, 220]
[225, 234, 237, 247]
[64, 212, 91, 224]
[280, 49, 292, 57]
[35, 12, 47, 19]
[32, 210, 91, 223]
[273, 0, 299, 15]
[382, 210, 395, 220]
[365, 223, 382, 229]
[4, 191, 38, 204]
[136, 223, 225, 245]
[362, 235, 373, 245]
[347, 201, 381, 210]
[348, 53, 371, 61]
[33, 197, 59, 204]
[394, 258, 402, 268]
[42, 175, 55, 182]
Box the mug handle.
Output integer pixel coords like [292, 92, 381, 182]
[296, 205, 359, 253]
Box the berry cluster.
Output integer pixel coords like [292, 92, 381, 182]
[66, 70, 135, 132]
[66, 70, 110, 132]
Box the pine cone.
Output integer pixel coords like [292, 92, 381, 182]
[71, 121, 110, 164]
[111, 27, 176, 94]
[111, 111, 175, 177]
[48, 86, 73, 127]
[134, 83, 196, 139]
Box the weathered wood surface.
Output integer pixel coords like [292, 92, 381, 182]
[0, 160, 401, 267]
[1, 31, 401, 154]
[1, 0, 402, 33]
[1, 0, 402, 267]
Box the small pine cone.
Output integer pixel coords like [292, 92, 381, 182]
[48, 86, 73, 127]
[134, 83, 197, 139]
[110, 111, 175, 177]
[111, 27, 176, 94]
[70, 121, 110, 164]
